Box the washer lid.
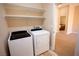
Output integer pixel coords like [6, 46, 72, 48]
[31, 30, 49, 35]
[10, 31, 31, 40]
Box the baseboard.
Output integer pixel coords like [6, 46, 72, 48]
[72, 32, 78, 34]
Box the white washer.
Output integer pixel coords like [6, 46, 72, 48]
[31, 30, 50, 55]
[8, 31, 34, 56]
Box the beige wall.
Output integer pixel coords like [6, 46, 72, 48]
[59, 6, 69, 16]
[4, 4, 44, 28]
[4, 4, 43, 16]
[72, 6, 79, 33]
[5, 3, 44, 9]
[58, 4, 79, 34]
[67, 5, 75, 34]
[58, 5, 69, 32]
[6, 17, 43, 27]
[43, 4, 52, 31]
[43, 3, 58, 50]
[0, 4, 8, 56]
[59, 4, 79, 34]
[60, 16, 66, 24]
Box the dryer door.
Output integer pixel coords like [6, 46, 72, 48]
[34, 33, 49, 55]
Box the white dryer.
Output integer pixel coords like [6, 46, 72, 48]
[31, 30, 50, 56]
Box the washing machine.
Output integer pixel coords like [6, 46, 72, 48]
[31, 29, 50, 56]
[8, 30, 34, 56]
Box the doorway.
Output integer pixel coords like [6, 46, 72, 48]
[59, 16, 66, 31]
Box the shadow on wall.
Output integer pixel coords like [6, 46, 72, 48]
[6, 35, 10, 56]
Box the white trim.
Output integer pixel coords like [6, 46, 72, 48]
[67, 32, 72, 34]
[51, 33, 56, 50]
[5, 15, 45, 19]
[67, 32, 78, 35]
[72, 32, 78, 34]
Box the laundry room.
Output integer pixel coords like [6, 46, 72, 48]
[1, 3, 79, 56]
[0, 3, 58, 56]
